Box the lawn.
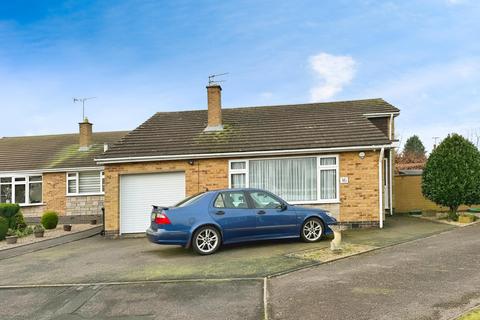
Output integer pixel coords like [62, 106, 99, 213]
[458, 308, 480, 320]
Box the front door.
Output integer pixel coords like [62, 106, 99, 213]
[247, 190, 297, 238]
[209, 191, 257, 243]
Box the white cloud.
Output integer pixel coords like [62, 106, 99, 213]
[309, 52, 356, 101]
[360, 58, 480, 153]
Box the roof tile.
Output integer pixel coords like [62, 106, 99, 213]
[99, 98, 399, 160]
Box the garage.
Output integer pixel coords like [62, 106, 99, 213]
[119, 172, 186, 234]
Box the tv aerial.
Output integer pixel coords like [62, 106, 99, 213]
[208, 73, 229, 85]
[73, 97, 97, 121]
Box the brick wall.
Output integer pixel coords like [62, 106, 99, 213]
[43, 172, 67, 215]
[104, 159, 229, 235]
[20, 172, 67, 217]
[394, 174, 475, 213]
[20, 205, 45, 217]
[21, 173, 106, 218]
[339, 151, 380, 224]
[104, 151, 385, 235]
[66, 195, 104, 216]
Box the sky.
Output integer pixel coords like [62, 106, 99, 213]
[0, 0, 479, 152]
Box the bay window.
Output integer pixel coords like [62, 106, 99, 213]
[228, 155, 339, 203]
[67, 171, 104, 195]
[0, 175, 43, 205]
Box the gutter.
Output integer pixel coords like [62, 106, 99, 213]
[378, 147, 385, 228]
[0, 166, 105, 176]
[364, 112, 400, 118]
[95, 143, 399, 165]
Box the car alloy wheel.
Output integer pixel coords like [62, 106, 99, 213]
[193, 226, 220, 255]
[301, 218, 323, 242]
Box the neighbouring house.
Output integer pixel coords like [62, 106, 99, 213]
[96, 85, 400, 237]
[0, 122, 127, 221]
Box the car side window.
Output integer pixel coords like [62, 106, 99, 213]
[249, 191, 282, 209]
[215, 192, 248, 209]
[214, 194, 225, 208]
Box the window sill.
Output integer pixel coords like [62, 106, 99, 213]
[19, 203, 45, 207]
[66, 193, 105, 197]
[289, 201, 340, 205]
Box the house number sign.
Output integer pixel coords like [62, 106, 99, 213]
[340, 177, 349, 184]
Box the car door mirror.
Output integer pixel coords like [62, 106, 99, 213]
[278, 203, 287, 211]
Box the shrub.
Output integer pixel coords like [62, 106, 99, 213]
[422, 134, 480, 217]
[0, 204, 21, 229]
[0, 216, 8, 240]
[41, 211, 59, 230]
[15, 226, 33, 238]
[34, 224, 44, 232]
[14, 212, 27, 231]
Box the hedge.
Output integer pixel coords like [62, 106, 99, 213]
[0, 203, 21, 229]
[0, 216, 8, 240]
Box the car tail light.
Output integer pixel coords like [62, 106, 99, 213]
[154, 212, 171, 225]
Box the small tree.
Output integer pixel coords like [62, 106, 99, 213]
[403, 135, 426, 159]
[422, 134, 480, 218]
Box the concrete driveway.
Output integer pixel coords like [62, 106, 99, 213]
[269, 222, 480, 320]
[2, 215, 476, 319]
[0, 215, 452, 285]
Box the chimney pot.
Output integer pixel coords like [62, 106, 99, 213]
[79, 120, 93, 151]
[204, 84, 223, 132]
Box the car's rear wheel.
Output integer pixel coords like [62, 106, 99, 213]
[301, 218, 324, 242]
[192, 226, 221, 255]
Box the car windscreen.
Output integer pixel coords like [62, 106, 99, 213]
[174, 192, 206, 207]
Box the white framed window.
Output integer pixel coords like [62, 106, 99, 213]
[67, 171, 104, 195]
[228, 155, 339, 204]
[0, 175, 43, 205]
[229, 161, 248, 188]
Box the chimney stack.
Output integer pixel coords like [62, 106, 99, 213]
[79, 119, 93, 151]
[204, 84, 223, 132]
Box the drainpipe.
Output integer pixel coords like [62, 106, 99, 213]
[101, 207, 105, 236]
[389, 148, 393, 216]
[378, 147, 385, 228]
[388, 113, 394, 216]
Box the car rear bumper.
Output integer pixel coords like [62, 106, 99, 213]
[146, 227, 189, 246]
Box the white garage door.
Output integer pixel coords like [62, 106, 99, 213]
[120, 172, 186, 234]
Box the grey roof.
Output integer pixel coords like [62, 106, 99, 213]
[98, 98, 399, 160]
[0, 131, 128, 172]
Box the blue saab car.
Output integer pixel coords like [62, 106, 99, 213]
[146, 188, 337, 255]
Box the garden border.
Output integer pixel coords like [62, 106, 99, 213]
[0, 225, 102, 260]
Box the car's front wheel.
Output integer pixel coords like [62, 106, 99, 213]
[300, 218, 324, 242]
[192, 226, 221, 255]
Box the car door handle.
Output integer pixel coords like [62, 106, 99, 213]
[215, 210, 225, 215]
[257, 210, 266, 215]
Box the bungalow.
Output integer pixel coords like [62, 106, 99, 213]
[96, 85, 400, 237]
[0, 125, 127, 220]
